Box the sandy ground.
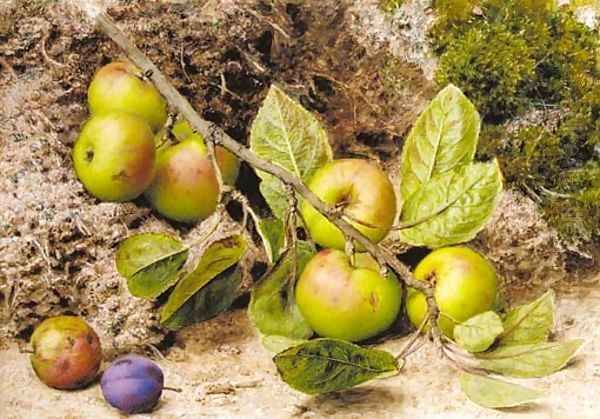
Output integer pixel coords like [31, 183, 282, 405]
[2, 280, 599, 419]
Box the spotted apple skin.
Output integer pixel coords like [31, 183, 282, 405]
[73, 113, 156, 202]
[296, 249, 402, 342]
[30, 316, 102, 390]
[101, 354, 164, 414]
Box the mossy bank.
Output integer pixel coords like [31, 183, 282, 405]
[429, 0, 599, 251]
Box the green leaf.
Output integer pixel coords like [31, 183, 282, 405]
[250, 85, 333, 218]
[249, 242, 315, 340]
[256, 217, 285, 264]
[499, 290, 555, 346]
[161, 266, 242, 330]
[160, 235, 247, 324]
[477, 340, 584, 378]
[459, 372, 543, 409]
[273, 338, 399, 395]
[115, 233, 188, 299]
[399, 84, 480, 203]
[398, 160, 503, 248]
[454, 311, 504, 353]
[261, 335, 308, 353]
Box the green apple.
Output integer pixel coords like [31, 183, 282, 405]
[72, 113, 156, 202]
[88, 61, 167, 132]
[30, 316, 102, 390]
[295, 249, 402, 342]
[406, 246, 498, 338]
[300, 159, 397, 250]
[171, 119, 240, 185]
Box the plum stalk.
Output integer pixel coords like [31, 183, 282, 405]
[92, 11, 441, 345]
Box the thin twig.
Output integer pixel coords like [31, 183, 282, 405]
[204, 124, 229, 203]
[41, 30, 67, 68]
[395, 314, 429, 361]
[93, 12, 434, 301]
[179, 42, 192, 83]
[241, 6, 291, 39]
[283, 183, 299, 305]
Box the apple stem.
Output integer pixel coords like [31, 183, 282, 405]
[282, 183, 299, 302]
[163, 386, 182, 393]
[20, 348, 34, 354]
[395, 315, 429, 361]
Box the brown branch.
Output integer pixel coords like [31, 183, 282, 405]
[93, 12, 433, 301]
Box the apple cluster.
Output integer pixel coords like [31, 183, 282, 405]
[294, 160, 498, 342]
[72, 61, 239, 224]
[30, 316, 168, 414]
[71, 61, 500, 371]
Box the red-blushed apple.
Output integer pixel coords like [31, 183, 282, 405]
[88, 61, 167, 132]
[300, 159, 397, 250]
[171, 119, 240, 185]
[30, 316, 102, 390]
[72, 113, 156, 202]
[406, 246, 498, 338]
[295, 249, 402, 342]
[144, 138, 218, 224]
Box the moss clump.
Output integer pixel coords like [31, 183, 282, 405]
[433, 0, 599, 247]
[435, 21, 537, 120]
[478, 83, 600, 245]
[432, 0, 599, 122]
[379, 0, 404, 14]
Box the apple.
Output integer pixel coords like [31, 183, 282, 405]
[88, 61, 167, 132]
[406, 246, 498, 338]
[144, 138, 218, 223]
[300, 159, 397, 250]
[30, 316, 102, 390]
[171, 119, 240, 186]
[72, 113, 156, 202]
[144, 119, 240, 223]
[295, 249, 402, 342]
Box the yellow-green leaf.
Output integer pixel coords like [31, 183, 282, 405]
[250, 85, 333, 219]
[256, 217, 284, 264]
[477, 340, 584, 378]
[115, 233, 188, 299]
[454, 311, 504, 353]
[499, 290, 555, 346]
[160, 235, 247, 324]
[460, 372, 543, 409]
[274, 339, 399, 395]
[399, 84, 480, 203]
[261, 335, 308, 353]
[399, 160, 503, 248]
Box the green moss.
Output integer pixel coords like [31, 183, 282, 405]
[432, 0, 599, 122]
[477, 84, 600, 245]
[435, 21, 537, 120]
[433, 0, 479, 22]
[431, 0, 599, 246]
[379, 0, 404, 14]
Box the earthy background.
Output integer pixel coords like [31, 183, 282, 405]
[1, 0, 599, 417]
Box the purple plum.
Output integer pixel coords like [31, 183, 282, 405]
[30, 316, 102, 390]
[101, 354, 164, 414]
